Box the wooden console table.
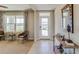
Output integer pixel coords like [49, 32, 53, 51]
[53, 35, 79, 54]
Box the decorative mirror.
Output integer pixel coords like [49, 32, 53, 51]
[62, 4, 74, 33]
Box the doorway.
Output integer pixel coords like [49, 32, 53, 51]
[39, 16, 50, 39]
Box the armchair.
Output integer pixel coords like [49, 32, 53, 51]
[18, 31, 29, 40]
[0, 30, 5, 40]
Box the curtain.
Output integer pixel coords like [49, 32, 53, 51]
[0, 11, 3, 30]
[24, 11, 28, 31]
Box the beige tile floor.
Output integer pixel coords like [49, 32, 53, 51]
[28, 40, 54, 54]
[0, 40, 79, 54]
[0, 40, 33, 54]
[28, 40, 79, 54]
[0, 40, 53, 54]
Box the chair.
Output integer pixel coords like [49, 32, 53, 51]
[18, 31, 29, 41]
[0, 30, 5, 40]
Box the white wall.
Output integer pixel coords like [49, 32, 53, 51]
[55, 4, 65, 35]
[50, 11, 55, 40]
[4, 11, 24, 15]
[27, 10, 34, 40]
[34, 11, 39, 41]
[71, 4, 79, 45]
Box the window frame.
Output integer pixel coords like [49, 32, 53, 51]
[4, 15, 25, 33]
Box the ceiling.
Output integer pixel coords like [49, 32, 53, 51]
[0, 4, 59, 11]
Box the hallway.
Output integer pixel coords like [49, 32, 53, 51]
[28, 40, 53, 54]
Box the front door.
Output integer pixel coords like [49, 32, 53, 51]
[39, 16, 49, 39]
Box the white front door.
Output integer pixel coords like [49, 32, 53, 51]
[39, 16, 49, 39]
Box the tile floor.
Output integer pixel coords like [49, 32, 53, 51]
[0, 40, 33, 54]
[28, 40, 79, 54]
[28, 40, 54, 54]
[0, 40, 79, 54]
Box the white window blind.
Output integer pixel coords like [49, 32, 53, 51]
[4, 15, 24, 32]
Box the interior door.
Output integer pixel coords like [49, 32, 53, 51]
[39, 16, 49, 39]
